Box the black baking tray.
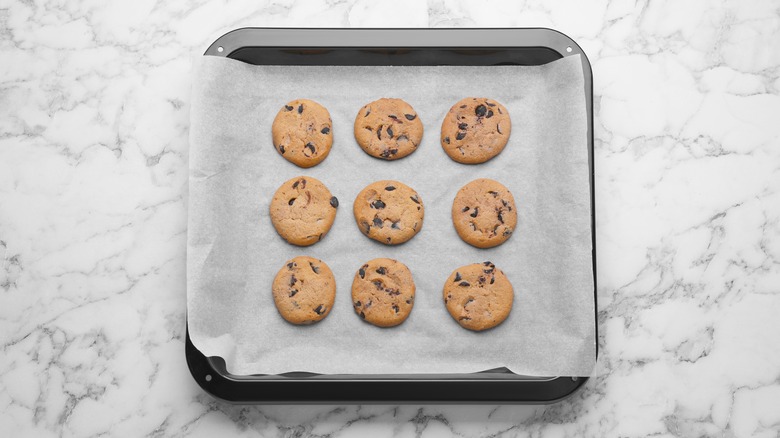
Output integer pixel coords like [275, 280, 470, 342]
[186, 27, 596, 404]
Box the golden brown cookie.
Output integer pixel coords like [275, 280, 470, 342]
[452, 178, 517, 248]
[272, 256, 336, 325]
[272, 99, 333, 168]
[353, 180, 424, 245]
[353, 98, 423, 160]
[441, 97, 511, 164]
[351, 258, 415, 327]
[270, 176, 338, 246]
[443, 262, 513, 331]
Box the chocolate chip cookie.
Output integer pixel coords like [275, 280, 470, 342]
[441, 97, 511, 164]
[270, 176, 338, 246]
[452, 178, 517, 248]
[272, 256, 336, 325]
[353, 98, 423, 160]
[353, 180, 424, 245]
[443, 262, 513, 331]
[272, 99, 333, 168]
[352, 258, 415, 327]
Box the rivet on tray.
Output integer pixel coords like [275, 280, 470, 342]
[205, 374, 213, 382]
[217, 46, 224, 53]
[566, 46, 572, 53]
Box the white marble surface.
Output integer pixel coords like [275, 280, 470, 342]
[1, 0, 779, 436]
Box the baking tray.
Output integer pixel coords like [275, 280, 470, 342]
[186, 27, 596, 404]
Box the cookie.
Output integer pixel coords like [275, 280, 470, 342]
[353, 98, 423, 160]
[272, 256, 336, 325]
[270, 176, 338, 246]
[443, 262, 513, 331]
[352, 258, 415, 327]
[452, 178, 517, 248]
[272, 99, 333, 168]
[441, 97, 511, 164]
[353, 180, 424, 245]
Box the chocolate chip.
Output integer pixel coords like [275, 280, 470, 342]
[410, 195, 420, 204]
[373, 217, 383, 228]
[309, 262, 319, 274]
[386, 237, 391, 243]
[462, 206, 470, 212]
[304, 142, 316, 156]
[376, 267, 387, 275]
[292, 178, 306, 189]
[405, 114, 416, 120]
[387, 288, 401, 296]
[487, 102, 496, 107]
[486, 110, 494, 118]
[458, 122, 468, 130]
[389, 148, 398, 155]
[371, 200, 386, 209]
[478, 276, 486, 284]
[314, 305, 326, 315]
[497, 123, 502, 134]
[372, 279, 383, 289]
[386, 126, 394, 138]
[392, 304, 400, 313]
[406, 298, 412, 304]
[330, 196, 339, 208]
[385, 186, 396, 191]
[459, 281, 470, 287]
[321, 127, 330, 134]
[279, 145, 287, 155]
[364, 108, 371, 117]
[285, 105, 293, 111]
[360, 311, 366, 319]
[503, 229, 512, 237]
[359, 264, 367, 279]
[497, 107, 503, 114]
[498, 211, 504, 224]
[470, 207, 479, 218]
[289, 275, 297, 286]
[454, 272, 462, 282]
[490, 277, 495, 284]
[377, 126, 382, 140]
[483, 261, 493, 267]
[488, 191, 498, 197]
[297, 104, 303, 114]
[444, 136, 450, 144]
[459, 104, 467, 108]
[475, 105, 487, 117]
[318, 233, 322, 241]
[391, 221, 400, 229]
[456, 131, 466, 141]
[287, 262, 295, 269]
[362, 221, 371, 234]
[288, 198, 295, 206]
[355, 301, 362, 308]
[289, 289, 298, 297]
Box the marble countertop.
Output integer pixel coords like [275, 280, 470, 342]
[2, 0, 779, 436]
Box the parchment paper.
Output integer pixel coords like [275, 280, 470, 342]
[187, 54, 595, 376]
